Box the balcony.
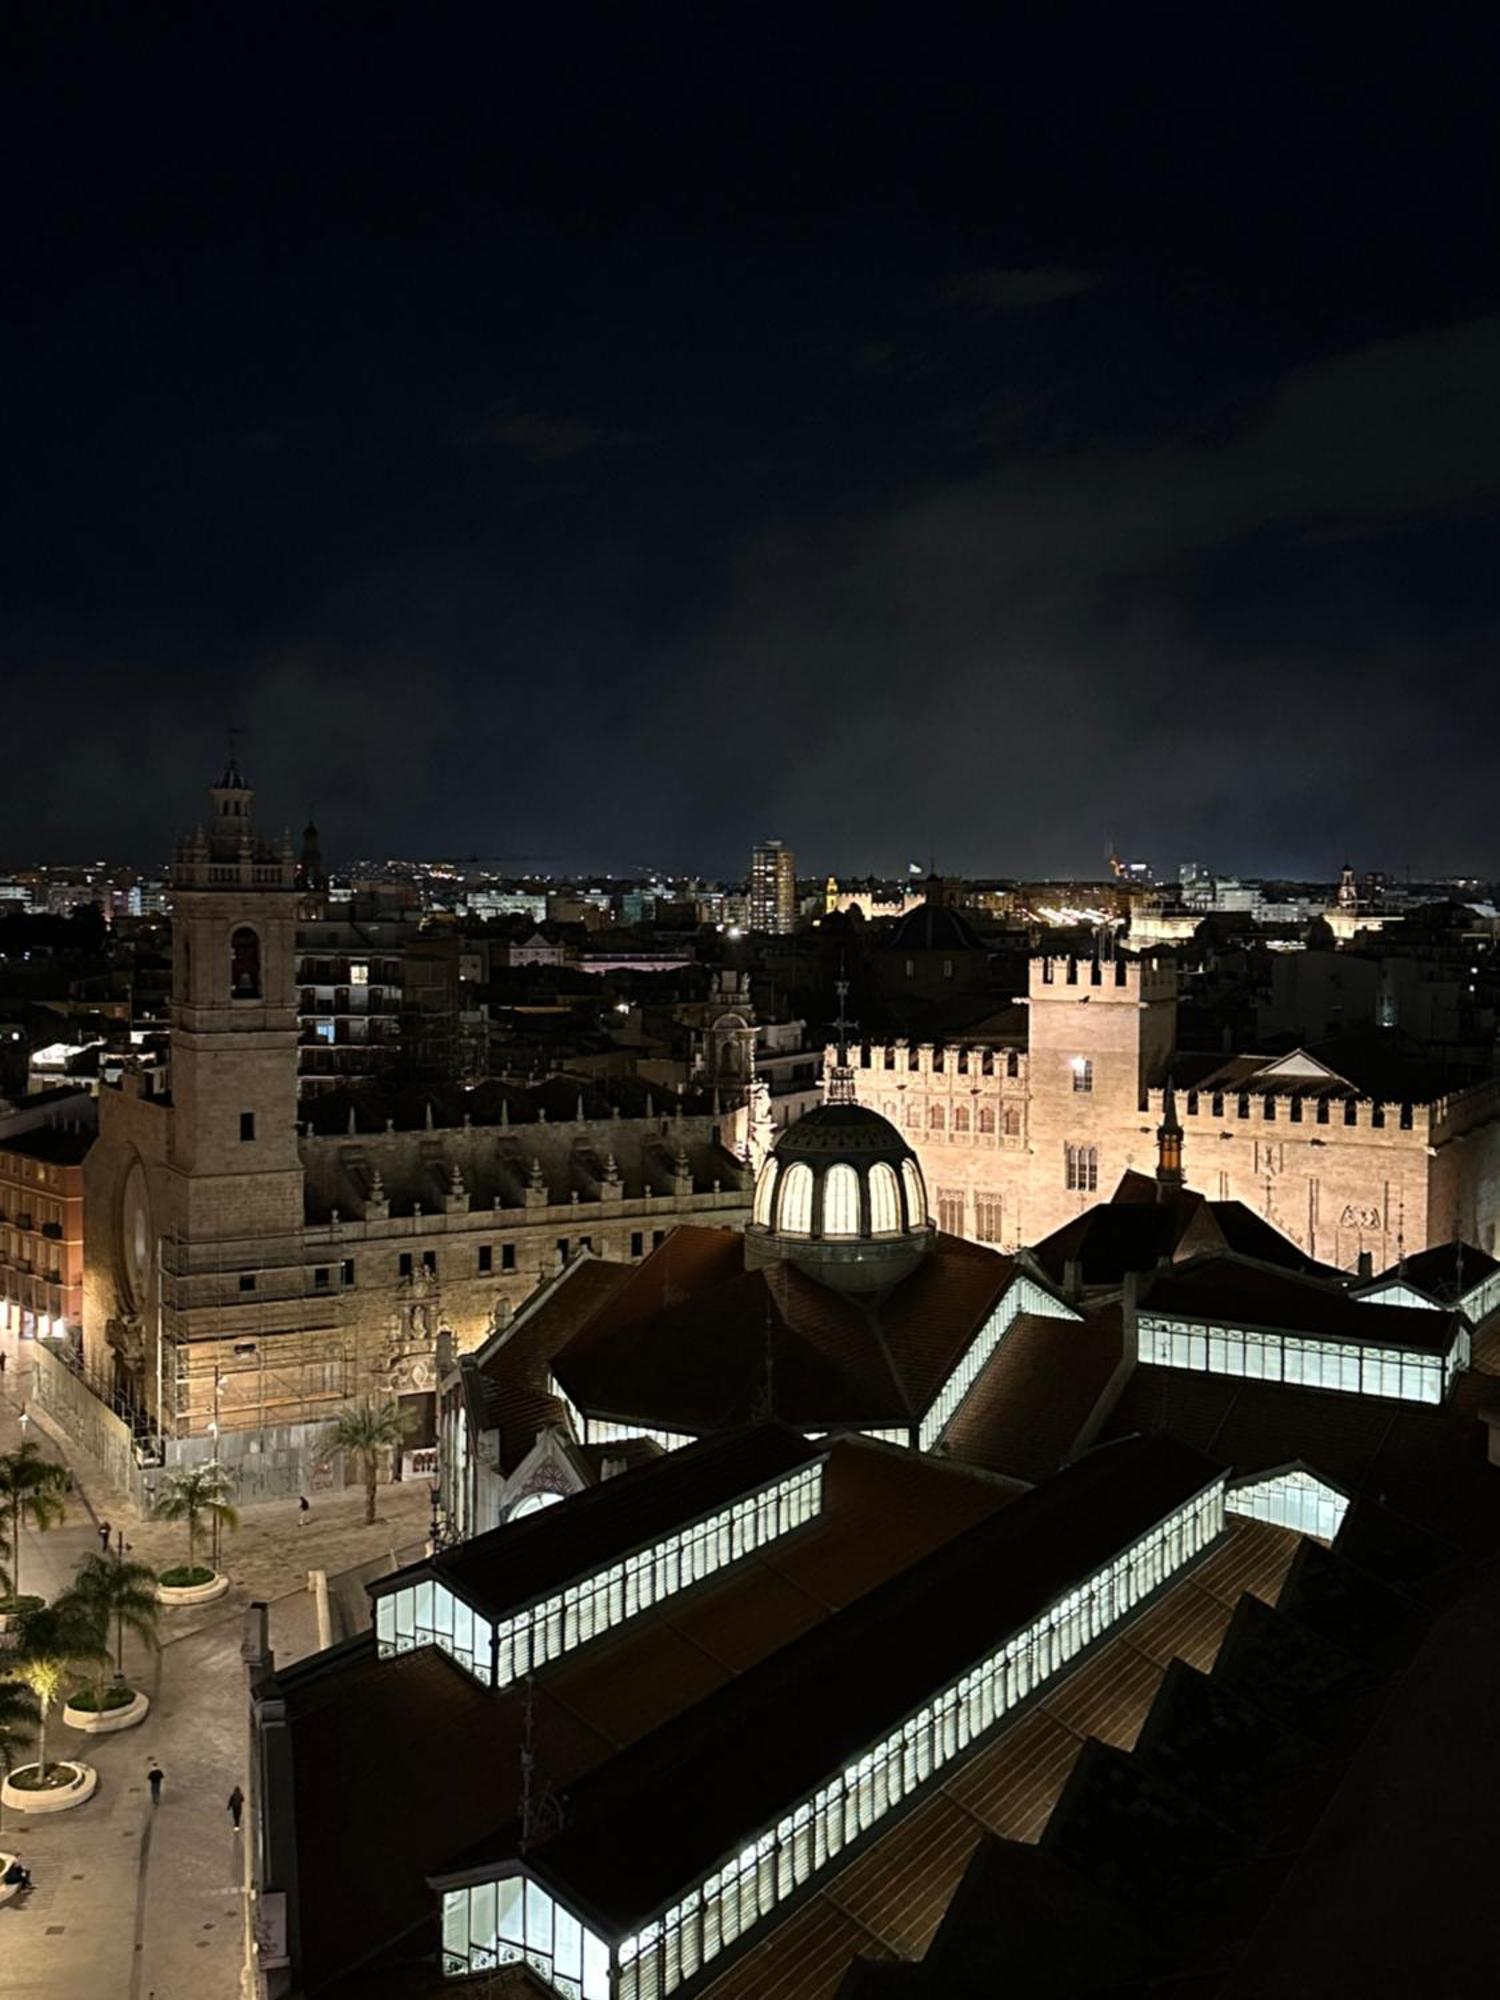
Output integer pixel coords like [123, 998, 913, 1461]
[41, 1221, 62, 1241]
[16, 1213, 33, 1232]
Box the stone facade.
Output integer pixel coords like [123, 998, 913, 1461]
[82, 768, 751, 1479]
[843, 953, 1500, 1269]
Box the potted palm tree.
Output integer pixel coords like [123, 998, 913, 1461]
[320, 1400, 415, 1525]
[151, 1463, 238, 1604]
[0, 1599, 107, 1813]
[62, 1553, 160, 1733]
[0, 1442, 68, 1623]
[0, 1673, 40, 1892]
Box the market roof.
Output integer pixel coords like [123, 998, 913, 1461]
[551, 1226, 1034, 1435]
[1368, 1239, 1500, 1308]
[443, 1433, 1224, 1934]
[374, 1424, 823, 1623]
[1139, 1255, 1463, 1353]
[1028, 1180, 1327, 1290]
[273, 1436, 1016, 1992]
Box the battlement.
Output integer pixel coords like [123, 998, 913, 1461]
[1030, 954, 1177, 1003]
[1147, 1082, 1432, 1137]
[838, 1042, 1027, 1084]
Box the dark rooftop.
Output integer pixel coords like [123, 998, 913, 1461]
[552, 1227, 1033, 1435]
[1140, 1254, 1462, 1353]
[375, 1424, 823, 1622]
[448, 1433, 1224, 1935]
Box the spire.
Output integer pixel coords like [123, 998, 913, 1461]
[826, 968, 859, 1106]
[1155, 1075, 1184, 1199]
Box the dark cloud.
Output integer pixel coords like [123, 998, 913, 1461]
[943, 267, 1098, 314]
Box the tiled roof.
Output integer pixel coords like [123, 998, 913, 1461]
[551, 1227, 1025, 1434]
[1029, 1186, 1325, 1290]
[936, 1305, 1126, 1483]
[458, 1435, 1224, 1933]
[1140, 1255, 1461, 1352]
[379, 1425, 823, 1621]
[473, 1255, 635, 1470]
[1105, 1353, 1500, 1551]
[275, 1437, 1012, 1993]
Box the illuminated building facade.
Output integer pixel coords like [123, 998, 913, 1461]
[748, 839, 797, 935]
[847, 951, 1500, 1269]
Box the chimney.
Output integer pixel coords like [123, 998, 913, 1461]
[1356, 1249, 1373, 1279]
[1062, 1257, 1083, 1302]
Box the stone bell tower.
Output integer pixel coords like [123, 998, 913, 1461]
[168, 759, 304, 1240]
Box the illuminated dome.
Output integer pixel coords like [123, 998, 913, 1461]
[747, 1098, 934, 1294]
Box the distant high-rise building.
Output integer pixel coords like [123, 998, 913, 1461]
[749, 839, 796, 934]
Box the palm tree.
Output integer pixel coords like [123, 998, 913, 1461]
[0, 1443, 68, 1601]
[151, 1463, 238, 1580]
[320, 1400, 414, 1524]
[3, 1599, 107, 1785]
[67, 1552, 161, 1700]
[0, 1678, 39, 1831]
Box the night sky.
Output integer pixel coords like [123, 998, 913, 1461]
[5, 12, 1499, 879]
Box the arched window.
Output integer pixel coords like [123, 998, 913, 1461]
[977, 1106, 996, 1134]
[868, 1162, 901, 1235]
[900, 1160, 927, 1230]
[1002, 1106, 1021, 1137]
[823, 1164, 860, 1238]
[752, 1161, 778, 1228]
[778, 1162, 814, 1236]
[952, 1104, 970, 1132]
[928, 1103, 945, 1131]
[510, 1490, 564, 1521]
[230, 927, 262, 1000]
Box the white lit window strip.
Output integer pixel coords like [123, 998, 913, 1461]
[381, 1463, 826, 1686]
[584, 1417, 701, 1453]
[574, 1480, 1225, 2000]
[490, 1464, 823, 1688]
[374, 1578, 484, 1679]
[1227, 1468, 1348, 1542]
[919, 1276, 1080, 1450]
[442, 1874, 610, 1996]
[751, 1163, 778, 1228]
[1135, 1313, 1459, 1406]
[858, 1428, 911, 1446]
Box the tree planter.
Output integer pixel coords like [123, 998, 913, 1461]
[0, 1854, 19, 1905]
[157, 1571, 229, 1606]
[63, 1687, 151, 1734]
[1, 1761, 98, 1814]
[0, 1595, 45, 1635]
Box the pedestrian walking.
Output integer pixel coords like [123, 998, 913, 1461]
[147, 1763, 164, 1805]
[98, 1519, 112, 1554]
[0, 1349, 8, 1379]
[227, 1784, 245, 1831]
[298, 1494, 310, 1525]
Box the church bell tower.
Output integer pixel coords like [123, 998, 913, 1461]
[168, 759, 303, 1237]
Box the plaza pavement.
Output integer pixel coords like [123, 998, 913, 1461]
[0, 1333, 433, 1999]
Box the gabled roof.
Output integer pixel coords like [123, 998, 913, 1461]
[441, 1434, 1224, 1934]
[470, 1254, 635, 1471]
[1029, 1181, 1326, 1290]
[1365, 1240, 1500, 1309]
[1140, 1255, 1462, 1353]
[551, 1226, 1033, 1434]
[376, 1425, 822, 1624]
